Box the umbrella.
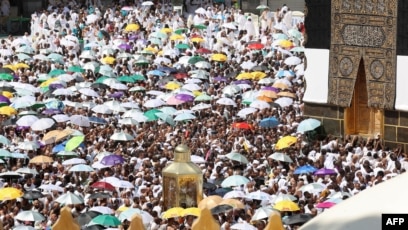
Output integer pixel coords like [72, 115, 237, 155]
[231, 122, 253, 130]
[256, 4, 269, 10]
[88, 193, 111, 200]
[90, 206, 114, 215]
[273, 200, 300, 212]
[216, 97, 237, 107]
[247, 43, 264, 50]
[250, 100, 271, 110]
[194, 94, 212, 102]
[223, 190, 246, 199]
[65, 135, 85, 151]
[18, 141, 40, 151]
[191, 103, 211, 111]
[91, 181, 116, 191]
[211, 204, 233, 215]
[259, 117, 279, 128]
[275, 136, 297, 150]
[69, 164, 94, 172]
[316, 201, 336, 209]
[16, 168, 38, 175]
[62, 158, 86, 165]
[284, 56, 302, 65]
[29, 155, 53, 164]
[246, 190, 271, 201]
[162, 207, 185, 219]
[221, 175, 250, 188]
[110, 132, 134, 141]
[144, 98, 166, 108]
[268, 152, 293, 163]
[101, 155, 125, 166]
[0, 171, 22, 178]
[180, 207, 201, 217]
[211, 53, 228, 62]
[283, 214, 312, 225]
[294, 165, 318, 174]
[15, 211, 45, 222]
[0, 187, 23, 200]
[314, 168, 337, 176]
[300, 183, 326, 193]
[76, 211, 100, 226]
[70, 115, 90, 127]
[272, 194, 298, 203]
[231, 222, 257, 230]
[225, 152, 248, 164]
[55, 192, 84, 205]
[29, 118, 54, 131]
[91, 215, 121, 227]
[118, 208, 143, 221]
[174, 113, 196, 121]
[297, 118, 322, 133]
[198, 195, 223, 210]
[39, 184, 64, 192]
[251, 207, 276, 221]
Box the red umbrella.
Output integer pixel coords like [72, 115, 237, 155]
[247, 43, 264, 50]
[316, 201, 336, 209]
[190, 34, 203, 38]
[91, 181, 116, 191]
[231, 122, 253, 130]
[174, 72, 188, 79]
[196, 48, 212, 54]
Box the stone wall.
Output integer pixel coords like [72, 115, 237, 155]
[303, 103, 344, 138]
[384, 111, 408, 151]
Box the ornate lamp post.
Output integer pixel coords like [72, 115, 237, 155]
[162, 144, 203, 210]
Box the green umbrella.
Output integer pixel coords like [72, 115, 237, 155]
[156, 112, 175, 126]
[175, 28, 188, 35]
[91, 214, 121, 227]
[0, 135, 10, 146]
[149, 38, 162, 45]
[194, 94, 212, 101]
[31, 102, 45, 110]
[194, 24, 207, 30]
[65, 135, 85, 151]
[0, 149, 11, 158]
[139, 50, 154, 55]
[17, 53, 32, 61]
[176, 43, 190, 49]
[0, 73, 13, 81]
[48, 69, 66, 76]
[47, 53, 64, 64]
[149, 31, 168, 39]
[130, 74, 146, 81]
[67, 65, 84, 73]
[95, 76, 109, 84]
[117, 76, 136, 83]
[144, 109, 160, 121]
[225, 152, 249, 164]
[135, 59, 149, 65]
[188, 56, 206, 65]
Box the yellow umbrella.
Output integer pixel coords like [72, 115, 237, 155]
[3, 65, 15, 71]
[101, 56, 116, 65]
[191, 37, 205, 43]
[164, 81, 181, 90]
[192, 91, 202, 96]
[160, 28, 173, 34]
[2, 91, 13, 98]
[275, 136, 298, 150]
[162, 207, 185, 219]
[279, 40, 294, 48]
[144, 47, 158, 53]
[0, 187, 23, 201]
[257, 95, 274, 102]
[236, 72, 253, 80]
[29, 155, 54, 164]
[219, 199, 245, 209]
[273, 200, 300, 212]
[211, 53, 228, 62]
[259, 90, 278, 99]
[198, 195, 223, 210]
[39, 77, 59, 87]
[13, 63, 30, 69]
[277, 91, 296, 98]
[170, 34, 184, 41]
[181, 207, 201, 217]
[273, 82, 290, 90]
[251, 71, 267, 79]
[117, 206, 130, 212]
[125, 23, 140, 32]
[0, 106, 16, 116]
[43, 129, 74, 144]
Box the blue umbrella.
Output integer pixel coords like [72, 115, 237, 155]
[294, 165, 317, 174]
[157, 66, 177, 73]
[259, 117, 279, 128]
[52, 143, 65, 153]
[297, 118, 321, 133]
[88, 116, 108, 125]
[147, 70, 165, 76]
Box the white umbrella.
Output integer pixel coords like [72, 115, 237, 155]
[15, 211, 45, 222]
[222, 85, 241, 95]
[118, 118, 139, 125]
[271, 194, 298, 204]
[90, 206, 114, 215]
[144, 98, 165, 108]
[250, 100, 271, 110]
[121, 102, 140, 109]
[223, 190, 246, 199]
[62, 158, 86, 165]
[83, 61, 99, 71]
[33, 54, 48, 61]
[39, 184, 64, 192]
[57, 74, 76, 82]
[275, 97, 294, 108]
[185, 78, 202, 84]
[146, 90, 165, 96]
[16, 115, 39, 127]
[69, 164, 95, 172]
[195, 61, 211, 69]
[195, 7, 207, 14]
[52, 114, 70, 123]
[110, 83, 128, 90]
[55, 192, 84, 204]
[182, 83, 201, 91]
[16, 167, 38, 175]
[110, 132, 134, 141]
[122, 110, 148, 122]
[79, 88, 99, 97]
[92, 161, 110, 169]
[240, 62, 256, 70]
[237, 107, 257, 117]
[216, 97, 237, 107]
[52, 88, 74, 96]
[191, 103, 211, 111]
[191, 155, 206, 164]
[251, 207, 276, 221]
[141, 1, 154, 6]
[92, 104, 113, 114]
[70, 115, 90, 127]
[246, 190, 271, 201]
[30, 118, 55, 131]
[300, 183, 326, 193]
[17, 141, 40, 151]
[231, 222, 257, 230]
[284, 56, 302, 66]
[174, 113, 196, 121]
[268, 152, 293, 163]
[258, 77, 275, 85]
[114, 180, 134, 189]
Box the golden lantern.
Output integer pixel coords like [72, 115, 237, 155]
[162, 144, 203, 210]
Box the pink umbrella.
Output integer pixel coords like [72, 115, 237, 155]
[166, 96, 184, 105]
[316, 201, 336, 209]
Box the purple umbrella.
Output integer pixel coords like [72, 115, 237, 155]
[129, 34, 138, 40]
[118, 43, 132, 50]
[261, 86, 279, 93]
[0, 95, 10, 104]
[49, 83, 64, 90]
[314, 168, 337, 176]
[233, 80, 251, 85]
[175, 94, 194, 102]
[213, 76, 227, 82]
[101, 155, 125, 166]
[42, 109, 62, 115]
[108, 92, 124, 98]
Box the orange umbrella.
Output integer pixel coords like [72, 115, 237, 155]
[231, 122, 253, 130]
[219, 199, 245, 209]
[259, 90, 278, 99]
[273, 82, 290, 90]
[29, 155, 53, 164]
[257, 95, 273, 102]
[198, 195, 223, 210]
[277, 91, 296, 98]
